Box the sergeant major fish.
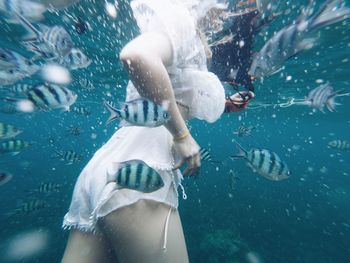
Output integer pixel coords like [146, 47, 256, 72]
[199, 148, 222, 166]
[0, 171, 13, 186]
[0, 0, 46, 23]
[59, 48, 91, 70]
[104, 99, 170, 127]
[305, 83, 342, 112]
[16, 13, 73, 58]
[27, 182, 61, 195]
[0, 48, 17, 70]
[0, 123, 22, 140]
[249, 0, 350, 78]
[107, 160, 164, 193]
[233, 125, 256, 137]
[0, 139, 30, 155]
[55, 150, 82, 165]
[328, 140, 350, 151]
[231, 141, 290, 181]
[6, 199, 47, 217]
[15, 83, 77, 112]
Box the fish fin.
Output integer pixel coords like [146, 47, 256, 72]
[308, 0, 350, 31]
[10, 152, 20, 156]
[104, 100, 121, 125]
[15, 11, 41, 39]
[297, 38, 317, 51]
[232, 140, 248, 156]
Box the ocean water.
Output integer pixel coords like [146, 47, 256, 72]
[0, 0, 350, 262]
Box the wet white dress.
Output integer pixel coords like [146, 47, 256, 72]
[63, 0, 225, 232]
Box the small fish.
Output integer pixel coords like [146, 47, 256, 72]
[71, 106, 91, 116]
[78, 78, 94, 91]
[16, 83, 77, 111]
[0, 171, 13, 186]
[7, 199, 47, 216]
[305, 83, 342, 112]
[0, 54, 39, 85]
[199, 148, 222, 165]
[17, 13, 73, 58]
[233, 125, 255, 137]
[75, 17, 89, 35]
[0, 139, 30, 155]
[104, 99, 170, 127]
[59, 48, 91, 70]
[55, 150, 82, 164]
[328, 140, 350, 151]
[0, 68, 26, 86]
[107, 160, 164, 193]
[0, 48, 17, 70]
[66, 125, 81, 135]
[0, 0, 46, 23]
[6, 83, 33, 95]
[249, 0, 350, 78]
[231, 141, 290, 181]
[0, 123, 22, 140]
[27, 182, 61, 195]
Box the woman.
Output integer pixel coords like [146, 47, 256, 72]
[61, 1, 230, 262]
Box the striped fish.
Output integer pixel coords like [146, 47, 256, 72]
[8, 83, 33, 94]
[0, 0, 46, 23]
[22, 83, 77, 111]
[107, 160, 164, 193]
[249, 0, 350, 78]
[328, 140, 350, 151]
[0, 123, 22, 140]
[7, 199, 47, 217]
[0, 139, 30, 155]
[231, 141, 290, 181]
[0, 171, 13, 186]
[233, 125, 255, 137]
[27, 182, 61, 195]
[59, 48, 91, 70]
[306, 83, 342, 112]
[55, 150, 82, 165]
[199, 148, 222, 165]
[17, 13, 73, 58]
[72, 106, 91, 116]
[104, 99, 170, 127]
[78, 78, 94, 91]
[66, 125, 81, 136]
[0, 48, 17, 70]
[0, 68, 26, 86]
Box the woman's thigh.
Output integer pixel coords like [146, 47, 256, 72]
[61, 229, 116, 263]
[99, 199, 189, 263]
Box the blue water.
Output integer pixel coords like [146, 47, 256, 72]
[1, 0, 350, 262]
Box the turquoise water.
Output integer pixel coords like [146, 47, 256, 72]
[1, 0, 350, 262]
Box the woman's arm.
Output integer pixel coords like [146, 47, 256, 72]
[120, 32, 200, 176]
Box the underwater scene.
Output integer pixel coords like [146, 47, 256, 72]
[1, 0, 350, 262]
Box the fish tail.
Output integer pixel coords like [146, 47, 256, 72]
[104, 101, 121, 125]
[231, 140, 247, 159]
[308, 0, 350, 31]
[326, 89, 344, 111]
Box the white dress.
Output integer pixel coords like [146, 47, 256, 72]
[63, 0, 225, 232]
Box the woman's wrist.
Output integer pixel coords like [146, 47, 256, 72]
[173, 129, 190, 142]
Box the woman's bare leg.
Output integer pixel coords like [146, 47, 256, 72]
[61, 230, 117, 263]
[100, 200, 189, 263]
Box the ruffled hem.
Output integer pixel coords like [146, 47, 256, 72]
[62, 198, 179, 233]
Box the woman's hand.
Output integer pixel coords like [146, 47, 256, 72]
[173, 133, 201, 177]
[224, 91, 255, 113]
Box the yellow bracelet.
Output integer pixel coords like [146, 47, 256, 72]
[174, 130, 190, 142]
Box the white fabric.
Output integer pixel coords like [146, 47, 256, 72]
[63, 0, 225, 232]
